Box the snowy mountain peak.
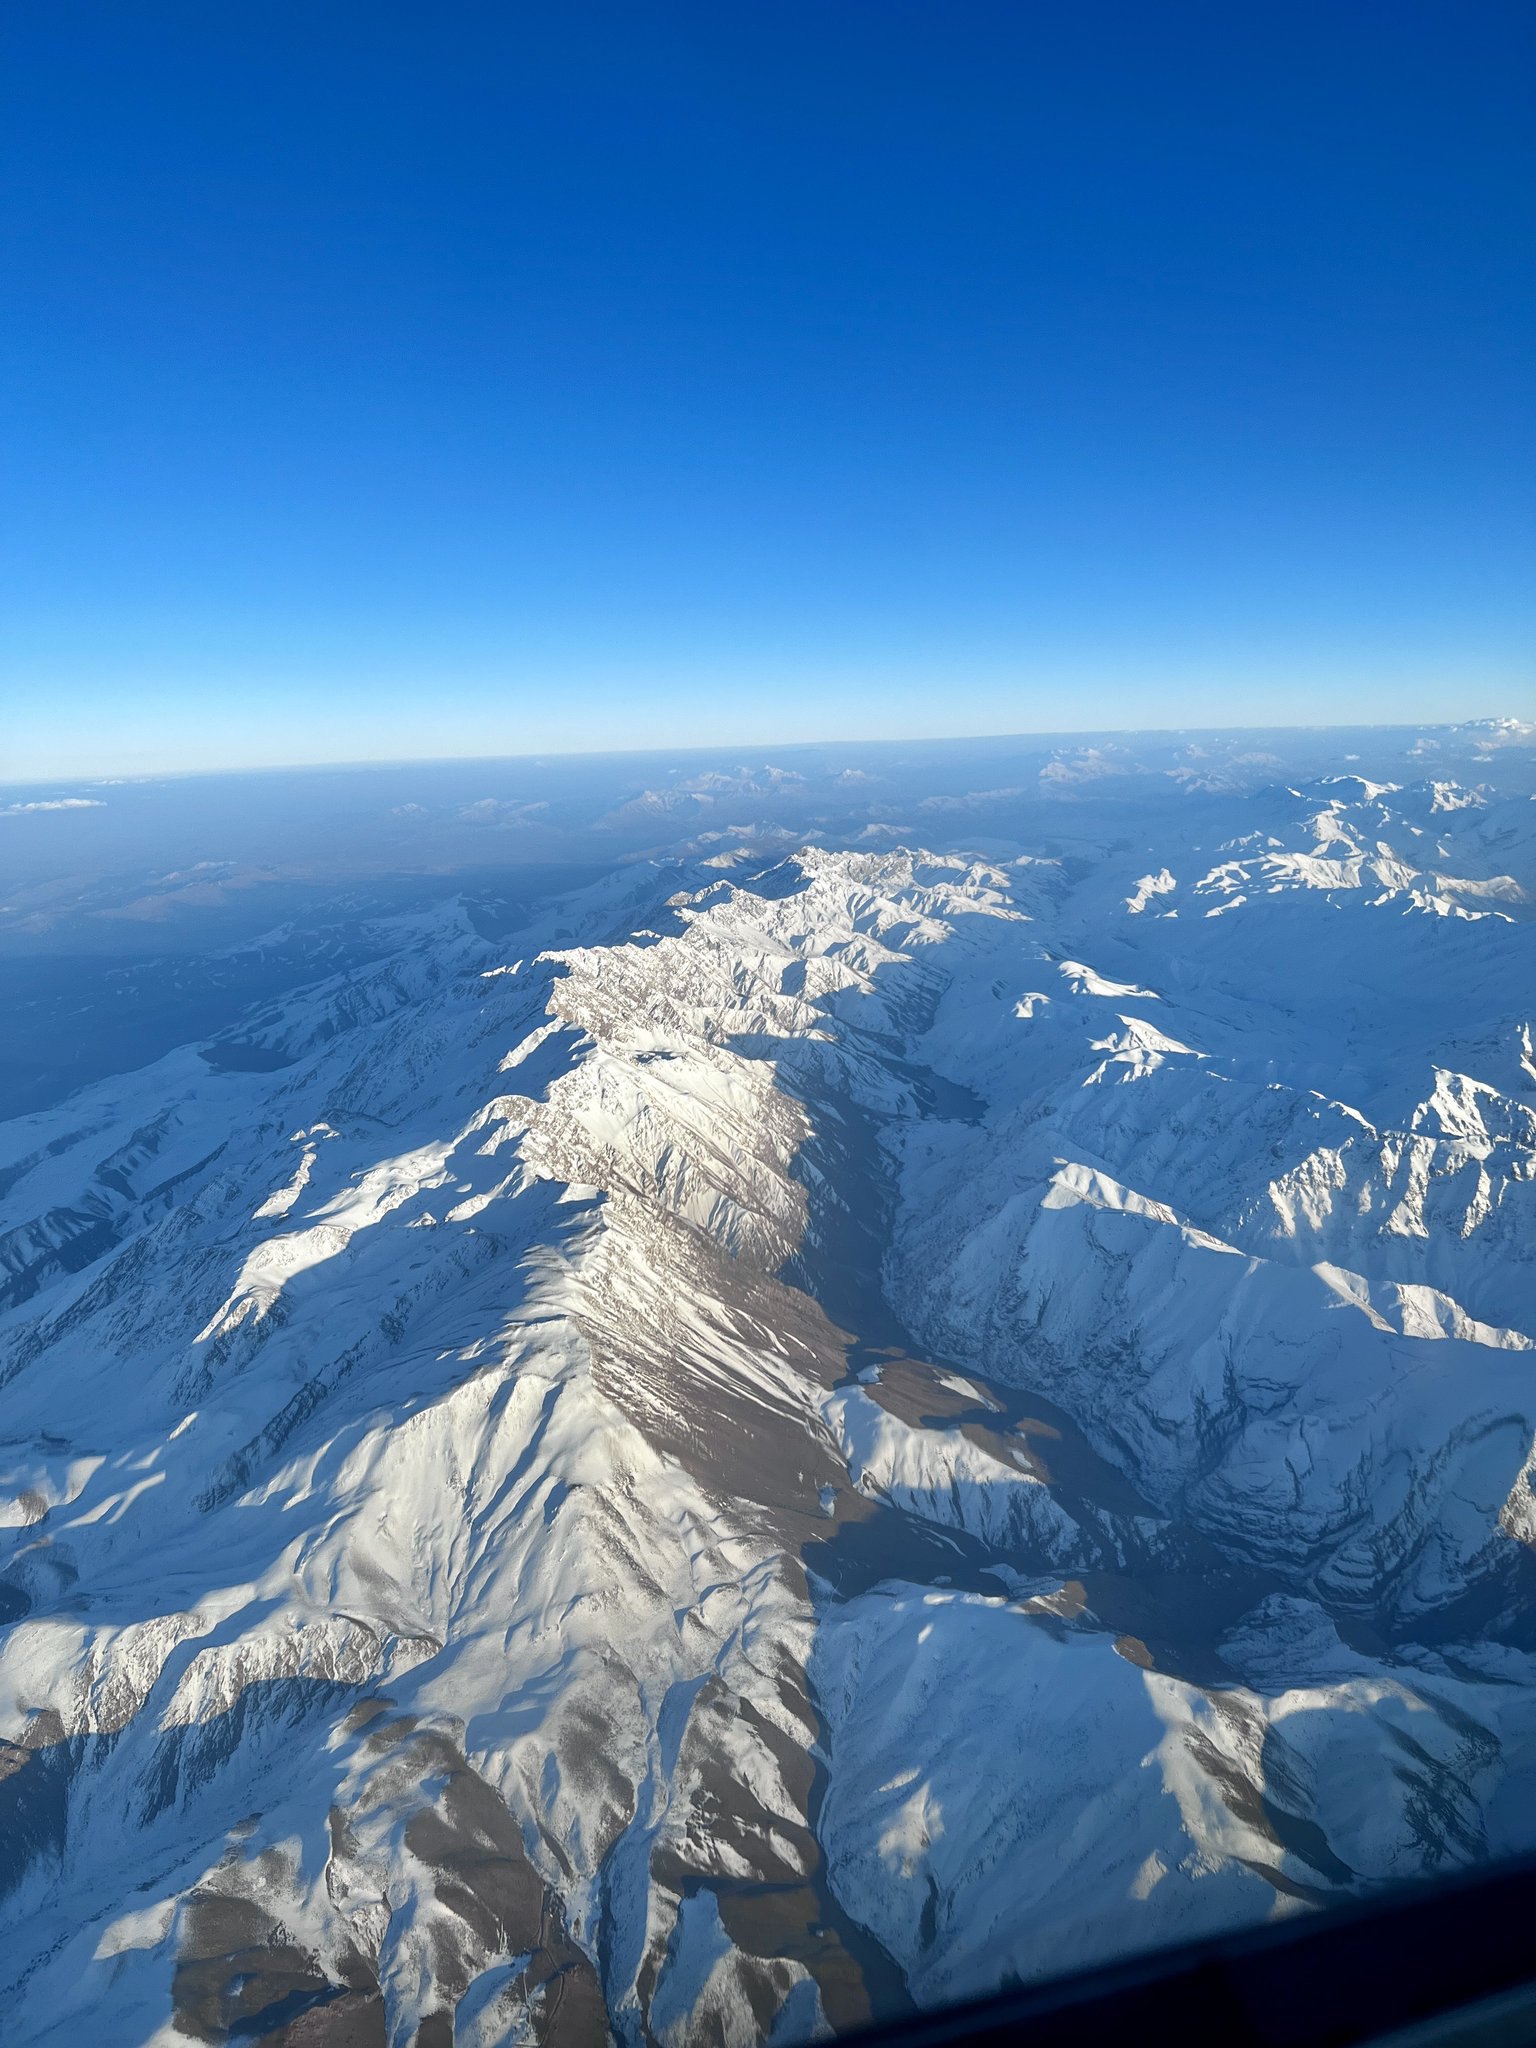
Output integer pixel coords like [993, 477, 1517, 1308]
[2, 763, 1535, 2045]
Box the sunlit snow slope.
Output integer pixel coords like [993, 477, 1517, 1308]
[2, 765, 1535, 2046]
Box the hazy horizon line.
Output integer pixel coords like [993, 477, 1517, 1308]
[2, 711, 1527, 791]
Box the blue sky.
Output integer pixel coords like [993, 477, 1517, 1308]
[3, 0, 1532, 778]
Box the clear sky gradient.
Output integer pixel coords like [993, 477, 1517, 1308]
[3, 0, 1532, 779]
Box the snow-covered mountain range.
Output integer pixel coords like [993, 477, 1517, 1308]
[1, 743, 1534, 2045]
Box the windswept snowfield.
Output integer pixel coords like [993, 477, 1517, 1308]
[1, 722, 1534, 2046]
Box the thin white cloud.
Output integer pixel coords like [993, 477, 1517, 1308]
[1, 797, 107, 814]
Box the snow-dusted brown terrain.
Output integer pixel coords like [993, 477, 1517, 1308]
[2, 727, 1534, 2045]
